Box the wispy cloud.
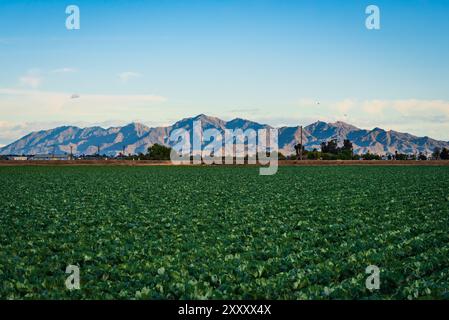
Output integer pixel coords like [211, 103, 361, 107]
[118, 71, 141, 83]
[2, 90, 449, 144]
[0, 88, 167, 123]
[0, 118, 171, 147]
[17, 68, 77, 89]
[51, 67, 77, 74]
[295, 98, 449, 140]
[19, 69, 42, 88]
[298, 98, 449, 118]
[228, 108, 261, 114]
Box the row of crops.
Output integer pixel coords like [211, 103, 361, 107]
[0, 165, 448, 299]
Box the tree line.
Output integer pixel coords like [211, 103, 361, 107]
[4, 141, 448, 161]
[290, 139, 449, 161]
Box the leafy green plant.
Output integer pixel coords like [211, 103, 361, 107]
[0, 166, 448, 299]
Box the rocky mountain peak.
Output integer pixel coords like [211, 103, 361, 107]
[1, 115, 448, 156]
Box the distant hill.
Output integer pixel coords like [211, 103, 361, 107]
[1, 114, 448, 156]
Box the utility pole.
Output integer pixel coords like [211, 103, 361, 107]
[97, 145, 100, 157]
[70, 145, 73, 160]
[300, 125, 303, 161]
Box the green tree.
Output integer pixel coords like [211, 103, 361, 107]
[307, 150, 319, 160]
[342, 139, 353, 152]
[418, 152, 427, 161]
[362, 152, 381, 160]
[440, 148, 449, 160]
[336, 139, 353, 160]
[321, 153, 338, 160]
[321, 139, 339, 154]
[147, 144, 172, 160]
[294, 143, 305, 160]
[395, 153, 408, 161]
[432, 147, 441, 160]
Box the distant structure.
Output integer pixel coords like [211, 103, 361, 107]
[30, 154, 71, 161]
[6, 155, 28, 161]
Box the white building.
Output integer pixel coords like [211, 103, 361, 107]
[7, 156, 29, 161]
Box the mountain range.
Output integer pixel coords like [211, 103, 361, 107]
[1, 114, 448, 156]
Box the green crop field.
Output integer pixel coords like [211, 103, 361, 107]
[1, 166, 449, 300]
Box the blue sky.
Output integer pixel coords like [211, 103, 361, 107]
[1, 0, 449, 145]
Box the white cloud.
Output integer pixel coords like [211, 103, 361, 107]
[298, 98, 449, 120]
[297, 98, 321, 107]
[0, 118, 176, 147]
[51, 67, 77, 74]
[19, 69, 42, 88]
[2, 91, 449, 145]
[0, 88, 166, 123]
[294, 98, 449, 140]
[362, 100, 389, 115]
[334, 99, 356, 114]
[0, 121, 43, 145]
[118, 71, 141, 83]
[0, 88, 168, 145]
[17, 68, 77, 89]
[390, 99, 449, 117]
